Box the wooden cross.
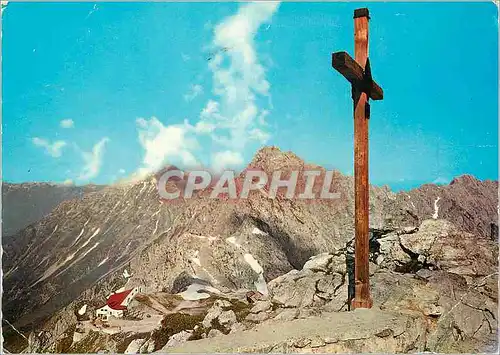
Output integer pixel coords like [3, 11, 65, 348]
[331, 8, 383, 309]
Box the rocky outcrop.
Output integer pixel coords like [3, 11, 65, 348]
[267, 251, 348, 312]
[166, 308, 429, 353]
[373, 219, 497, 278]
[23, 216, 498, 353]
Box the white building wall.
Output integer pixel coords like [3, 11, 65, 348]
[95, 305, 124, 320]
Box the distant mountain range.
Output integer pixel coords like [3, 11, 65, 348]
[2, 182, 103, 237]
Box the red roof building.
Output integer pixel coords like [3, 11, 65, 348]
[106, 289, 133, 310]
[95, 286, 142, 321]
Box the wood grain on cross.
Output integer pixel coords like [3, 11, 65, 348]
[331, 8, 383, 309]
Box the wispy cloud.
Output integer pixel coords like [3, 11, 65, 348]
[77, 137, 109, 181]
[133, 2, 279, 178]
[134, 117, 198, 179]
[181, 53, 191, 62]
[60, 118, 74, 128]
[32, 137, 67, 158]
[201, 2, 279, 169]
[184, 84, 204, 102]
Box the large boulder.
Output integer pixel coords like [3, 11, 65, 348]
[375, 219, 497, 278]
[268, 251, 348, 312]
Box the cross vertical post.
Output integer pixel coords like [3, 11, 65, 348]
[331, 7, 383, 309]
[352, 7, 372, 309]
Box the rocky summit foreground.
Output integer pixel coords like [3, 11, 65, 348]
[2, 147, 498, 354]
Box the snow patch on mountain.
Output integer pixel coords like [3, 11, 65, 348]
[252, 227, 267, 236]
[80, 228, 101, 250]
[244, 253, 264, 274]
[432, 197, 441, 219]
[97, 257, 109, 267]
[178, 283, 221, 301]
[81, 242, 100, 259]
[78, 304, 87, 315]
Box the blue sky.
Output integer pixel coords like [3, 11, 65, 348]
[2, 2, 498, 190]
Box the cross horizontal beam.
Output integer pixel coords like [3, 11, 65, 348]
[332, 51, 383, 100]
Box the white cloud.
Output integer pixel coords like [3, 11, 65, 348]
[248, 128, 270, 144]
[202, 2, 279, 165]
[119, 168, 126, 174]
[184, 84, 204, 102]
[212, 150, 244, 172]
[77, 137, 109, 181]
[132, 3, 279, 179]
[201, 100, 220, 118]
[194, 121, 216, 134]
[181, 53, 191, 62]
[60, 119, 74, 128]
[32, 137, 67, 158]
[134, 117, 198, 179]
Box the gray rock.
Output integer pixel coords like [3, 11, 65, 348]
[377, 233, 412, 266]
[230, 322, 247, 333]
[400, 219, 452, 256]
[302, 253, 332, 272]
[270, 274, 320, 308]
[250, 300, 272, 314]
[214, 299, 232, 309]
[316, 274, 343, 297]
[218, 310, 237, 327]
[274, 308, 299, 321]
[375, 254, 385, 265]
[202, 303, 223, 328]
[328, 253, 347, 275]
[322, 288, 348, 312]
[246, 312, 271, 323]
[415, 269, 434, 280]
[207, 329, 224, 338]
[125, 339, 145, 354]
[162, 331, 192, 349]
[139, 339, 155, 353]
[369, 261, 379, 276]
[399, 219, 497, 277]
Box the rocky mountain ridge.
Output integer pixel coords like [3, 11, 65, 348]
[2, 146, 498, 353]
[13, 219, 499, 354]
[2, 182, 103, 236]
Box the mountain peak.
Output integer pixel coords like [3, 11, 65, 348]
[248, 146, 305, 172]
[450, 174, 480, 186]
